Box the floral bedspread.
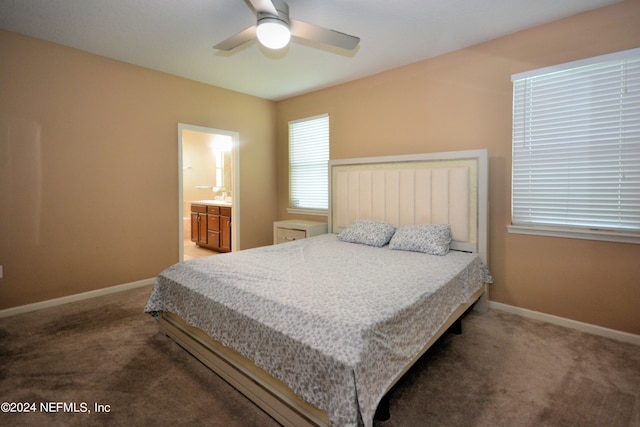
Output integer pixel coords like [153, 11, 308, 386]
[145, 234, 492, 426]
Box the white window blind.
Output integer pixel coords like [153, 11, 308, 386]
[289, 114, 329, 212]
[511, 48, 640, 241]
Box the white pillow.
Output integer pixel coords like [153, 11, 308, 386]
[337, 219, 396, 247]
[389, 224, 452, 255]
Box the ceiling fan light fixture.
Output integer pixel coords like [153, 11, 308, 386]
[256, 18, 291, 49]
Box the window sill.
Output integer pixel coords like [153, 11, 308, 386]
[286, 208, 328, 217]
[507, 224, 640, 245]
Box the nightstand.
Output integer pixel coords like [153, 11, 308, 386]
[273, 220, 328, 245]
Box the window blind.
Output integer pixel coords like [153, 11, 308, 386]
[511, 48, 640, 235]
[289, 114, 329, 211]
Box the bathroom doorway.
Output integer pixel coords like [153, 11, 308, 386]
[178, 123, 240, 261]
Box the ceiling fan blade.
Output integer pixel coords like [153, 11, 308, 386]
[214, 25, 257, 51]
[290, 20, 360, 50]
[247, 0, 278, 15]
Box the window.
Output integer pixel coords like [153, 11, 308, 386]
[510, 48, 640, 244]
[288, 114, 330, 214]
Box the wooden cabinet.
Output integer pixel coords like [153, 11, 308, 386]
[206, 206, 221, 250]
[273, 220, 328, 244]
[219, 207, 232, 252]
[190, 205, 208, 246]
[191, 203, 232, 253]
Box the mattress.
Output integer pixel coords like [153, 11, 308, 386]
[145, 234, 492, 426]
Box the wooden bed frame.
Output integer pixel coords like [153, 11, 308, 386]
[157, 149, 489, 426]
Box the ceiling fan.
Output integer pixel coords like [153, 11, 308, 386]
[214, 0, 360, 51]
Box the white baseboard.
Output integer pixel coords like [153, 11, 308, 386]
[2, 283, 637, 346]
[0, 278, 155, 319]
[489, 301, 640, 346]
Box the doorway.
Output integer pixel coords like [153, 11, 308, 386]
[178, 123, 240, 261]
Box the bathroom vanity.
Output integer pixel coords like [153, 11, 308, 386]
[191, 201, 232, 252]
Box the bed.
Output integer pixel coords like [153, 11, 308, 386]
[145, 149, 492, 427]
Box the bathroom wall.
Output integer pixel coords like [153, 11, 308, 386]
[181, 129, 233, 218]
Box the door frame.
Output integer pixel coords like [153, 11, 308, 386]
[178, 123, 240, 260]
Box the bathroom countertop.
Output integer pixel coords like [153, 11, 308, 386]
[192, 199, 232, 207]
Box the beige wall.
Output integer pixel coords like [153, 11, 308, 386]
[0, 30, 277, 309]
[181, 129, 233, 218]
[2, 2, 639, 335]
[276, 1, 640, 334]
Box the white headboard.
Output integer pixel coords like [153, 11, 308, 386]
[329, 149, 488, 262]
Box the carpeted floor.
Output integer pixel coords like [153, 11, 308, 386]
[0, 285, 638, 427]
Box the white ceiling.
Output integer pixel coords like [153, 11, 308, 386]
[0, 0, 621, 101]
